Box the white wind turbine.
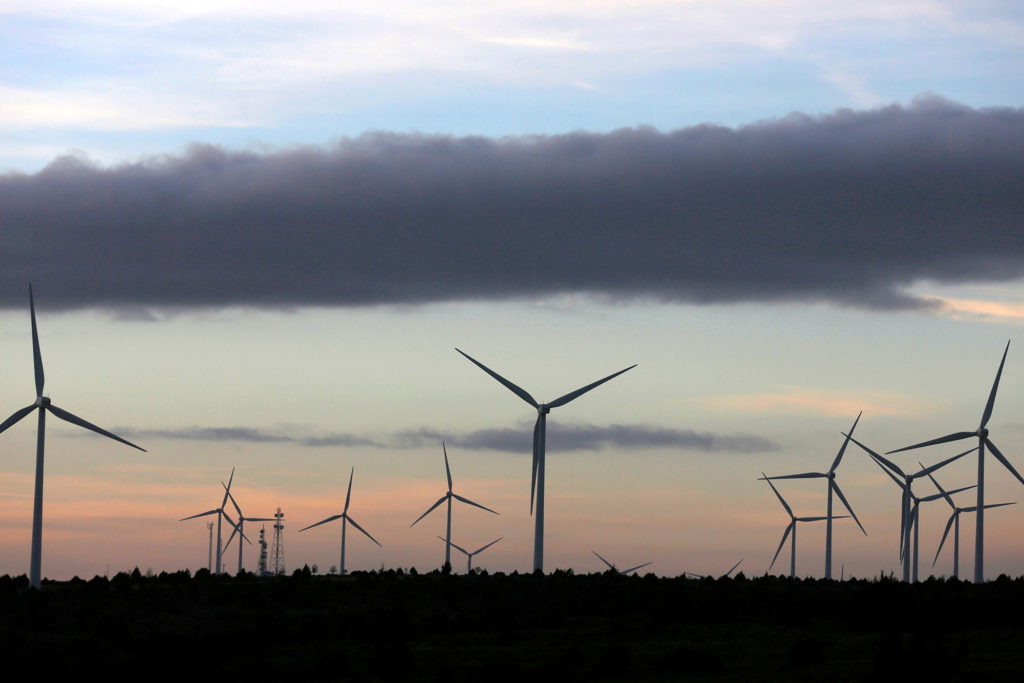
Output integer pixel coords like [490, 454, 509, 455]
[592, 551, 652, 576]
[180, 468, 239, 575]
[886, 341, 1024, 583]
[221, 484, 275, 574]
[763, 473, 846, 578]
[300, 467, 381, 575]
[848, 436, 973, 582]
[456, 349, 635, 572]
[760, 413, 866, 580]
[0, 286, 145, 588]
[925, 469, 1016, 580]
[438, 536, 503, 574]
[411, 442, 498, 569]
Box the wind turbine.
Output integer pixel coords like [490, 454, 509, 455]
[411, 442, 498, 569]
[300, 467, 381, 575]
[0, 286, 146, 588]
[592, 550, 652, 576]
[684, 559, 743, 580]
[763, 473, 846, 578]
[848, 436, 972, 582]
[438, 536, 503, 574]
[886, 341, 1024, 583]
[760, 413, 866, 580]
[456, 349, 635, 572]
[925, 469, 1016, 579]
[221, 484, 275, 574]
[180, 467, 239, 575]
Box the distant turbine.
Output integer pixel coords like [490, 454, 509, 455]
[849, 437, 972, 582]
[456, 349, 635, 572]
[760, 413, 866, 580]
[221, 484, 275, 574]
[300, 467, 381, 575]
[180, 467, 239, 575]
[592, 550, 652, 576]
[925, 469, 1016, 579]
[684, 559, 743, 580]
[886, 341, 1024, 583]
[411, 443, 498, 569]
[0, 286, 145, 588]
[438, 536, 503, 574]
[763, 473, 846, 578]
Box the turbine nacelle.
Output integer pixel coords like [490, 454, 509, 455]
[977, 427, 989, 439]
[537, 404, 550, 415]
[35, 396, 50, 408]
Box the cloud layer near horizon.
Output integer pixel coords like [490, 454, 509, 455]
[3, 96, 1022, 312]
[114, 423, 778, 454]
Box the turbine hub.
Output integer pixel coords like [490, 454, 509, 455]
[538, 404, 550, 415]
[828, 472, 836, 479]
[35, 396, 50, 408]
[977, 427, 989, 439]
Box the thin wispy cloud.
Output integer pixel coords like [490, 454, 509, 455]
[932, 297, 1024, 324]
[701, 389, 936, 419]
[1, 98, 1022, 313]
[116, 423, 778, 453]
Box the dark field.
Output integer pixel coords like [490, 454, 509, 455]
[2, 568, 1023, 681]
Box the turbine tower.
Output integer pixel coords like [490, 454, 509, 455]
[760, 412, 866, 580]
[763, 473, 846, 578]
[221, 484, 275, 574]
[411, 442, 497, 569]
[300, 467, 381, 575]
[439, 536, 503, 574]
[0, 286, 145, 588]
[886, 341, 1024, 583]
[592, 550, 652, 575]
[456, 349, 635, 572]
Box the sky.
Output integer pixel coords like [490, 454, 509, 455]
[1, 0, 1023, 580]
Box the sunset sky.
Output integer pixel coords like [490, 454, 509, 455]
[1, 0, 1023, 581]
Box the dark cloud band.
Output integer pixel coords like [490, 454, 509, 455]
[3, 95, 1021, 311]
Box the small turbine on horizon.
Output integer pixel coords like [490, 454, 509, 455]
[300, 467, 381, 575]
[221, 484, 275, 574]
[456, 349, 635, 573]
[438, 536, 503, 574]
[412, 442, 498, 569]
[0, 286, 146, 588]
[763, 473, 847, 578]
[592, 550, 652, 576]
[180, 467, 240, 575]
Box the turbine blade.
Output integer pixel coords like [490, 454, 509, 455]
[770, 523, 793, 571]
[722, 559, 743, 578]
[762, 472, 793, 517]
[831, 480, 866, 535]
[473, 537, 503, 555]
[344, 466, 354, 513]
[455, 349, 538, 408]
[986, 439, 1024, 487]
[932, 513, 956, 567]
[299, 514, 344, 532]
[798, 516, 842, 522]
[829, 411, 862, 474]
[530, 415, 540, 515]
[759, 472, 827, 480]
[345, 515, 382, 547]
[29, 284, 44, 398]
[452, 493, 499, 515]
[899, 489, 907, 558]
[222, 467, 235, 506]
[592, 551, 616, 571]
[222, 524, 239, 551]
[410, 494, 449, 527]
[0, 404, 36, 435]
[179, 509, 219, 521]
[913, 446, 976, 479]
[439, 536, 469, 556]
[622, 562, 652, 575]
[886, 431, 975, 455]
[918, 486, 974, 503]
[923, 468, 955, 510]
[47, 403, 146, 452]
[223, 486, 242, 519]
[847, 435, 905, 478]
[974, 501, 1018, 511]
[443, 442, 453, 492]
[547, 364, 637, 408]
[980, 340, 1010, 429]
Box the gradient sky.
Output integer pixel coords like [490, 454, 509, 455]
[1, 0, 1023, 581]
